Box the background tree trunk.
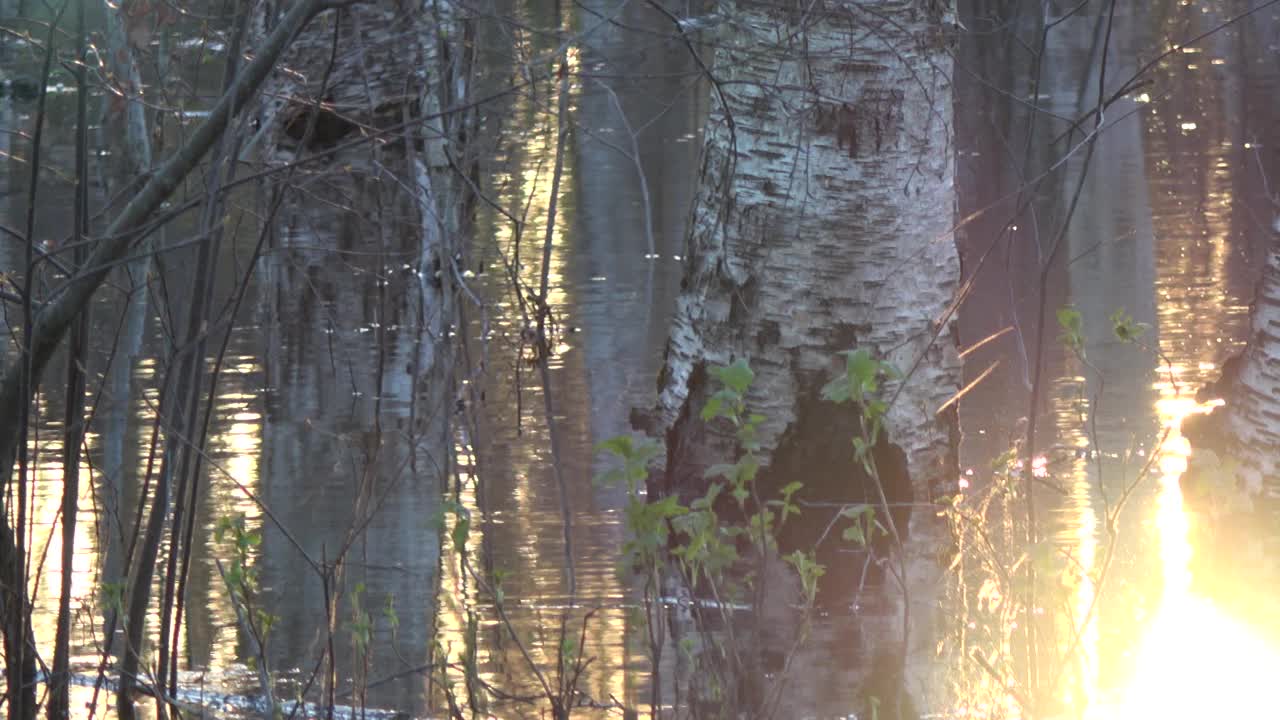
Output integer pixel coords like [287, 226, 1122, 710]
[252, 0, 473, 710]
[642, 0, 960, 713]
[94, 0, 155, 662]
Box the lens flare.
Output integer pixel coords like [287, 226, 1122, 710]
[1118, 594, 1280, 718]
[1095, 396, 1280, 719]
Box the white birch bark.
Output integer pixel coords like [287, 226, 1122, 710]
[1218, 7, 1280, 512]
[1227, 237, 1280, 500]
[646, 0, 959, 711]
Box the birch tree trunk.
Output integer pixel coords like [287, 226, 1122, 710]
[255, 0, 474, 278]
[253, 0, 473, 706]
[96, 0, 154, 620]
[643, 0, 959, 713]
[252, 0, 475, 464]
[1225, 239, 1280, 499]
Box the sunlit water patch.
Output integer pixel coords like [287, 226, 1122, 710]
[1087, 398, 1280, 719]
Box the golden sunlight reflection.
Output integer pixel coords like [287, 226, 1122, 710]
[1098, 397, 1280, 718]
[435, 13, 647, 710]
[1119, 595, 1280, 718]
[30, 440, 99, 656]
[205, 378, 264, 669]
[1049, 366, 1100, 713]
[436, 16, 590, 702]
[1087, 34, 1280, 715]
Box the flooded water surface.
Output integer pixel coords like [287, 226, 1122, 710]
[3, 0, 1280, 717]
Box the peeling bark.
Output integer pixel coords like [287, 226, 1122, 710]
[645, 0, 960, 712]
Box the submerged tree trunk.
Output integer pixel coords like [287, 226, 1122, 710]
[642, 0, 959, 714]
[252, 0, 473, 709]
[253, 0, 473, 444]
[95, 0, 155, 655]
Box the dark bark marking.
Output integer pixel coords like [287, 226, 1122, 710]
[939, 401, 961, 502]
[1198, 351, 1244, 404]
[814, 101, 859, 157]
[282, 101, 357, 149]
[750, 93, 772, 116]
[829, 321, 872, 350]
[756, 320, 781, 351]
[812, 88, 906, 159]
[727, 275, 759, 329]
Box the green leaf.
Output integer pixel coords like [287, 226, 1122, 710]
[847, 348, 879, 393]
[450, 505, 472, 551]
[1110, 307, 1148, 343]
[561, 634, 578, 658]
[705, 463, 738, 481]
[821, 376, 851, 403]
[1056, 307, 1082, 334]
[595, 435, 662, 489]
[865, 399, 888, 422]
[1057, 306, 1085, 352]
[690, 483, 721, 511]
[596, 435, 634, 458]
[679, 636, 697, 659]
[383, 595, 399, 630]
[700, 394, 724, 421]
[842, 523, 866, 547]
[711, 359, 754, 394]
[652, 494, 688, 520]
[215, 516, 232, 542]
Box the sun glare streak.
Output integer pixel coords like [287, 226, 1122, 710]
[1119, 594, 1280, 718]
[1099, 397, 1280, 719]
